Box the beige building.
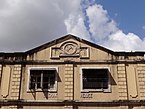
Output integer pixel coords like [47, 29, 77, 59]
[0, 34, 145, 109]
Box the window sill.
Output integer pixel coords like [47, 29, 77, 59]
[81, 89, 111, 93]
[27, 89, 57, 93]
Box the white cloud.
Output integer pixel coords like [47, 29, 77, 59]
[86, 4, 118, 42]
[0, 0, 81, 51]
[65, 14, 90, 41]
[83, 3, 145, 51]
[102, 30, 145, 51]
[0, 0, 145, 52]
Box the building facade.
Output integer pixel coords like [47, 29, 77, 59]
[0, 34, 145, 109]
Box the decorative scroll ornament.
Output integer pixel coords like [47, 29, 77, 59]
[51, 41, 89, 58]
[62, 42, 78, 55]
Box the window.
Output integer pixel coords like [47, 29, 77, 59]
[28, 67, 57, 91]
[81, 67, 111, 92]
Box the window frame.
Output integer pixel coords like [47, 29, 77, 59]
[27, 67, 58, 92]
[80, 67, 111, 92]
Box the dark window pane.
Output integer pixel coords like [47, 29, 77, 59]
[31, 77, 36, 82]
[37, 82, 41, 88]
[82, 69, 109, 90]
[43, 83, 48, 89]
[30, 70, 42, 89]
[43, 77, 48, 82]
[29, 69, 56, 90]
[29, 83, 35, 89]
[37, 77, 41, 82]
[42, 70, 56, 89]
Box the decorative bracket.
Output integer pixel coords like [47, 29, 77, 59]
[51, 41, 90, 59]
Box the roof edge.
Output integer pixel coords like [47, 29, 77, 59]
[25, 34, 115, 54]
[0, 34, 145, 56]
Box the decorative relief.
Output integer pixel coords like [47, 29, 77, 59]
[60, 42, 80, 56]
[51, 41, 90, 59]
[63, 43, 77, 55]
[47, 93, 57, 98]
[80, 93, 93, 98]
[51, 48, 60, 58]
[80, 47, 90, 58]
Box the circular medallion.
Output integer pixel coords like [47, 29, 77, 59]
[64, 43, 77, 55]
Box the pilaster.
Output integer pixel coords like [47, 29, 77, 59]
[117, 64, 128, 100]
[11, 65, 21, 100]
[137, 64, 145, 99]
[64, 64, 74, 109]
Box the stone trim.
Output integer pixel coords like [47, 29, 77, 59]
[138, 64, 145, 99]
[80, 67, 111, 92]
[1, 100, 145, 106]
[117, 64, 128, 100]
[11, 65, 21, 99]
[27, 67, 58, 92]
[64, 64, 74, 100]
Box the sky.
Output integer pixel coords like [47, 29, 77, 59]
[0, 0, 145, 52]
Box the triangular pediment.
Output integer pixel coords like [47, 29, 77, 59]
[0, 34, 145, 62]
[24, 34, 116, 61]
[26, 34, 114, 54]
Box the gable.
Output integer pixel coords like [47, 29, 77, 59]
[0, 34, 144, 63]
[26, 34, 113, 54]
[26, 34, 115, 61]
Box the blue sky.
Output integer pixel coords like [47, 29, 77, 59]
[97, 0, 145, 39]
[0, 0, 145, 51]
